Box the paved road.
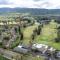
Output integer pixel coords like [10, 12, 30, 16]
[0, 48, 21, 60]
[0, 48, 60, 60]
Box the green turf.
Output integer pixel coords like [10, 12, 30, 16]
[23, 20, 60, 50]
[23, 24, 38, 45]
[35, 20, 60, 50]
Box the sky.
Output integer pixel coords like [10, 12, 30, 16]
[0, 0, 60, 9]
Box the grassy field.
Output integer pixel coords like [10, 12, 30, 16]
[35, 20, 60, 50]
[23, 24, 38, 45]
[21, 54, 44, 60]
[0, 20, 60, 60]
[23, 20, 60, 50]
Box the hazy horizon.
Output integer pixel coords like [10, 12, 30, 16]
[0, 0, 60, 9]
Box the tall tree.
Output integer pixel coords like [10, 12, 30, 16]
[37, 25, 42, 35]
[55, 26, 60, 42]
[20, 32, 24, 40]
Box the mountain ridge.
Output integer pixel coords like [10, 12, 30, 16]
[0, 8, 60, 15]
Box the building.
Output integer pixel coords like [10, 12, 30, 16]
[13, 45, 29, 54]
[31, 43, 56, 54]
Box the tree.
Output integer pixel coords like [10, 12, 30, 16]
[37, 25, 42, 35]
[33, 28, 37, 35]
[29, 28, 37, 48]
[20, 32, 24, 40]
[31, 33, 35, 41]
[14, 27, 18, 33]
[23, 23, 26, 28]
[18, 26, 21, 34]
[55, 26, 60, 42]
[28, 20, 31, 23]
[31, 28, 37, 41]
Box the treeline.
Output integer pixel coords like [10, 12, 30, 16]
[1, 8, 60, 15]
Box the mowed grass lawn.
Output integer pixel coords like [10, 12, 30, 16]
[35, 20, 60, 50]
[22, 20, 60, 50]
[20, 21, 60, 60]
[23, 24, 38, 45]
[23, 21, 60, 50]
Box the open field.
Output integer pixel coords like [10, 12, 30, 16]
[23, 24, 38, 45]
[18, 20, 60, 60]
[21, 54, 44, 60]
[35, 21, 60, 50]
[23, 20, 60, 50]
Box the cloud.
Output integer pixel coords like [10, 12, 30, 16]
[0, 0, 60, 9]
[33, 0, 41, 2]
[33, 0, 60, 9]
[0, 0, 13, 5]
[34, 1, 53, 8]
[33, 0, 47, 2]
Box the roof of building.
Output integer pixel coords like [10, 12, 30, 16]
[13, 45, 29, 54]
[32, 44, 48, 49]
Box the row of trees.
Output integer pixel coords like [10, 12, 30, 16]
[55, 26, 60, 42]
[31, 25, 42, 43]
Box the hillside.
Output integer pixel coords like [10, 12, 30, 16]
[0, 8, 60, 15]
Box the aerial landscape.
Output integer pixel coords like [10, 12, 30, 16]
[0, 0, 60, 60]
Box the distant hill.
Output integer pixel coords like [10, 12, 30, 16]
[0, 8, 60, 15]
